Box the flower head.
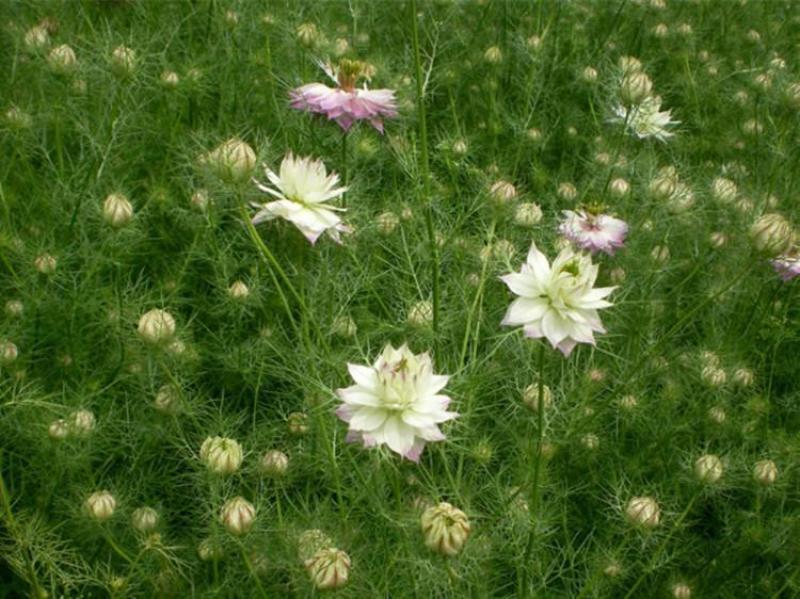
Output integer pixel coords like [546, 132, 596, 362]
[501, 243, 615, 356]
[335, 344, 457, 462]
[612, 96, 677, 141]
[559, 210, 628, 255]
[251, 153, 349, 244]
[771, 249, 800, 281]
[290, 59, 398, 133]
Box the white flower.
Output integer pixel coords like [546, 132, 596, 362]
[251, 154, 349, 244]
[612, 96, 678, 141]
[335, 344, 457, 462]
[500, 243, 616, 357]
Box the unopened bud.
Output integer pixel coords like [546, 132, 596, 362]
[220, 496, 255, 535]
[420, 502, 470, 556]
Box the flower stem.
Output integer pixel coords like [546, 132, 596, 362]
[410, 0, 441, 357]
[622, 494, 698, 599]
[0, 453, 45, 598]
[239, 204, 328, 352]
[239, 543, 269, 599]
[519, 342, 546, 597]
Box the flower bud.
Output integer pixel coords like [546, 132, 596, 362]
[620, 72, 653, 105]
[651, 245, 670, 263]
[581, 66, 598, 83]
[484, 46, 503, 64]
[200, 436, 243, 475]
[526, 35, 542, 51]
[420, 502, 471, 556]
[514, 202, 543, 226]
[102, 193, 133, 227]
[609, 178, 630, 197]
[48, 44, 77, 73]
[701, 366, 726, 387]
[6, 299, 24, 318]
[652, 23, 668, 38]
[407, 300, 433, 327]
[557, 182, 577, 201]
[85, 490, 116, 521]
[749, 213, 793, 255]
[305, 548, 351, 590]
[489, 180, 517, 204]
[711, 177, 737, 203]
[452, 138, 468, 155]
[0, 340, 18, 365]
[34, 253, 57, 274]
[753, 459, 777, 486]
[581, 433, 600, 450]
[24, 25, 50, 51]
[619, 55, 642, 74]
[733, 367, 754, 387]
[204, 138, 256, 184]
[198, 538, 223, 561]
[131, 507, 159, 532]
[48, 419, 69, 440]
[671, 582, 692, 599]
[332, 314, 357, 338]
[5, 106, 32, 130]
[618, 394, 638, 410]
[191, 189, 210, 211]
[625, 496, 660, 528]
[220, 496, 255, 535]
[296, 23, 320, 47]
[694, 454, 723, 483]
[259, 450, 289, 476]
[110, 46, 136, 75]
[708, 406, 726, 425]
[160, 70, 179, 87]
[154, 385, 180, 415]
[137, 309, 176, 344]
[228, 280, 249, 300]
[522, 383, 553, 411]
[298, 529, 334, 562]
[69, 409, 95, 436]
[376, 211, 400, 234]
[288, 412, 309, 435]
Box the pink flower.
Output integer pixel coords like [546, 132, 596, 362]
[559, 210, 628, 256]
[771, 250, 800, 281]
[290, 60, 398, 133]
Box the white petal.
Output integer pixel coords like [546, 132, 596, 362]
[347, 364, 378, 390]
[349, 407, 389, 432]
[383, 415, 414, 456]
[502, 297, 548, 326]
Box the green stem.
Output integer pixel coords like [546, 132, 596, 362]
[622, 494, 698, 599]
[410, 0, 441, 357]
[239, 204, 328, 352]
[519, 343, 546, 597]
[239, 544, 269, 599]
[0, 454, 45, 599]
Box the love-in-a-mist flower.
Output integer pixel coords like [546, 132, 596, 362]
[500, 243, 615, 357]
[558, 209, 628, 255]
[612, 95, 677, 141]
[251, 153, 349, 244]
[290, 59, 398, 133]
[335, 344, 457, 462]
[771, 249, 800, 281]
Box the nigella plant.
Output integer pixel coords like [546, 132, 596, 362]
[251, 153, 350, 244]
[501, 243, 616, 357]
[559, 209, 629, 256]
[335, 344, 457, 462]
[771, 249, 800, 281]
[290, 59, 398, 133]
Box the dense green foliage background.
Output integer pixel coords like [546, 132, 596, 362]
[1, 0, 799, 597]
